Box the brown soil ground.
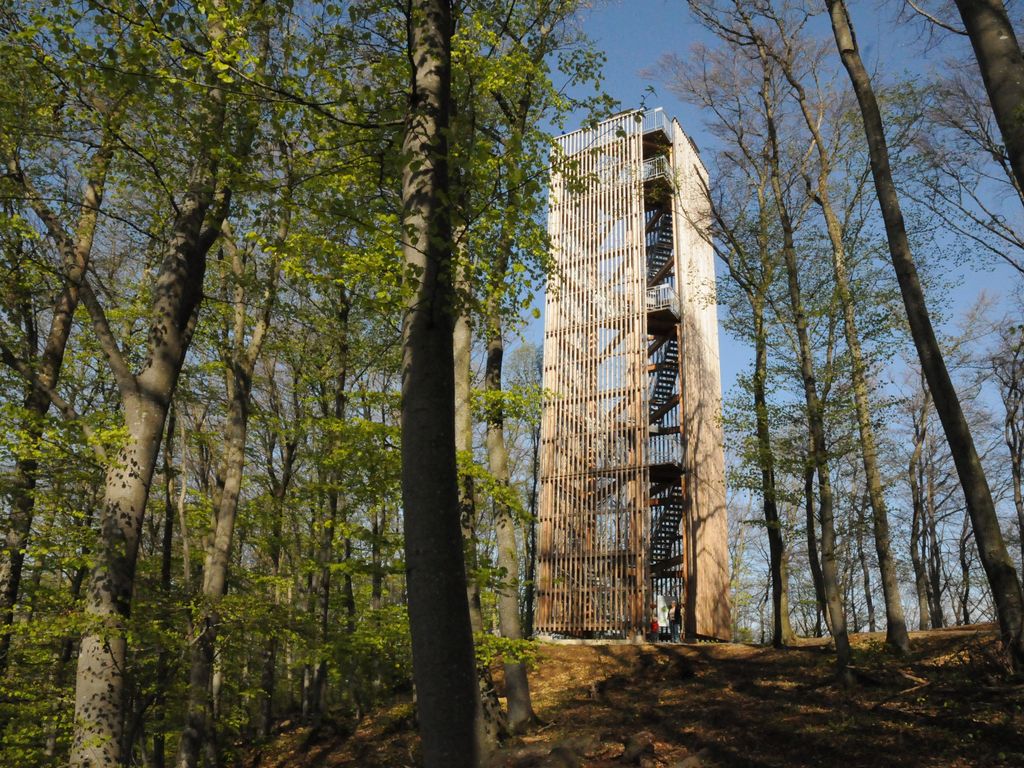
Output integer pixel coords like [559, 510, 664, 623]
[242, 624, 1024, 768]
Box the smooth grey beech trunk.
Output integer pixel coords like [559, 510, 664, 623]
[485, 312, 536, 733]
[855, 498, 877, 633]
[993, 331, 1024, 568]
[175, 381, 250, 768]
[742, 6, 911, 653]
[70, 21, 230, 758]
[706, 149, 792, 647]
[924, 456, 946, 629]
[826, 0, 1024, 671]
[784, 64, 910, 653]
[804, 463, 829, 637]
[258, 388, 299, 739]
[806, 124, 910, 653]
[954, 0, 1024, 197]
[909, 387, 933, 631]
[400, 1, 478, 765]
[0, 137, 113, 677]
[752, 306, 794, 647]
[483, 116, 535, 731]
[762, 76, 852, 679]
[176, 213, 282, 768]
[152, 413, 177, 768]
[72, 393, 184, 766]
[453, 268, 506, 760]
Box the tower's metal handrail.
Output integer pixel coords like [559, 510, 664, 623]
[646, 283, 679, 316]
[642, 108, 672, 138]
[649, 434, 682, 465]
[555, 109, 673, 157]
[641, 155, 670, 182]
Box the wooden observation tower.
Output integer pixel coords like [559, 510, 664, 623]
[535, 109, 730, 640]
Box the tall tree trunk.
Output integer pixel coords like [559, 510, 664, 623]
[954, 0, 1024, 197]
[524, 389, 541, 639]
[856, 497, 877, 633]
[482, 104, 536, 728]
[252, 90, 300, 758]
[910, 506, 930, 631]
[73, 397, 177, 766]
[761, 72, 851, 679]
[71, 32, 229, 760]
[312, 289, 351, 726]
[959, 514, 974, 625]
[260, 479, 288, 737]
[768, 36, 912, 652]
[780, 203, 849, 679]
[308, 493, 337, 725]
[827, 0, 1024, 670]
[1011, 436, 1024, 569]
[804, 461, 828, 637]
[400, 1, 477, 764]
[453, 270, 505, 759]
[997, 340, 1024, 566]
[485, 310, 536, 732]
[177, 384, 249, 768]
[452, 238, 486, 638]
[153, 411, 177, 768]
[259, 440, 295, 739]
[177, 217, 279, 768]
[44, 503, 93, 758]
[752, 306, 794, 647]
[924, 453, 946, 629]
[909, 393, 932, 630]
[0, 136, 113, 677]
[818, 178, 910, 652]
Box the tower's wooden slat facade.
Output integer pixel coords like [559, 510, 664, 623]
[536, 109, 730, 640]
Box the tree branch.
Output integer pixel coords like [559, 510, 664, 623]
[906, 0, 967, 36]
[78, 277, 138, 399]
[0, 342, 107, 463]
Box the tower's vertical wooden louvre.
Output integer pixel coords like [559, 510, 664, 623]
[536, 109, 730, 640]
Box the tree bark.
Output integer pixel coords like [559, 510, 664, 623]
[485, 311, 536, 732]
[762, 69, 851, 680]
[176, 387, 248, 768]
[482, 105, 536, 729]
[752, 306, 794, 647]
[453, 269, 506, 759]
[400, 1, 477, 765]
[259, 431, 297, 739]
[994, 327, 1024, 567]
[72, 396, 179, 767]
[313, 288, 351, 726]
[959, 514, 974, 624]
[826, 0, 1024, 671]
[764, 26, 911, 653]
[856, 496, 877, 633]
[152, 410, 177, 768]
[805, 462, 829, 637]
[0, 135, 113, 677]
[954, 0, 1024, 197]
[924, 452, 947, 629]
[71, 13, 230, 755]
[177, 214, 281, 768]
[817, 163, 910, 653]
[524, 358, 541, 638]
[909, 386, 932, 630]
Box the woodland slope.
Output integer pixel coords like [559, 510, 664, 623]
[243, 625, 1023, 768]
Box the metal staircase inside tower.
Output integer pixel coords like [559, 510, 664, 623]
[645, 202, 685, 600]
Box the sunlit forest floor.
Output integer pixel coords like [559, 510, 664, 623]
[241, 624, 1024, 768]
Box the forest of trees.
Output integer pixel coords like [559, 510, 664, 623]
[0, 1, 1023, 767]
